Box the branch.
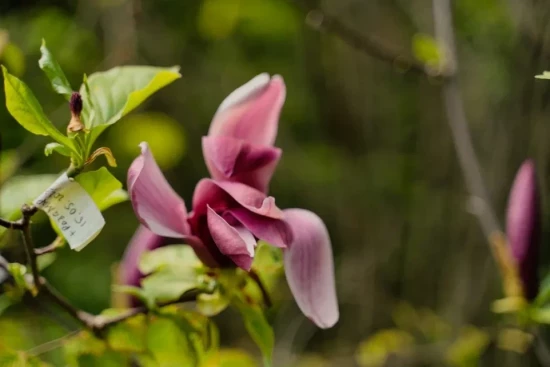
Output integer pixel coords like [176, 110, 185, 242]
[93, 288, 206, 330]
[0, 217, 23, 230]
[20, 204, 41, 290]
[35, 236, 65, 256]
[432, 0, 502, 239]
[289, 0, 445, 78]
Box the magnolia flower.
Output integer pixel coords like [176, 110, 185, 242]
[202, 73, 285, 193]
[121, 74, 339, 328]
[506, 159, 541, 300]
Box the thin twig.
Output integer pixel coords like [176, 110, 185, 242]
[35, 236, 65, 256]
[20, 204, 41, 290]
[26, 329, 81, 357]
[432, 0, 501, 239]
[95, 288, 206, 330]
[0, 217, 23, 230]
[289, 0, 445, 78]
[249, 270, 272, 308]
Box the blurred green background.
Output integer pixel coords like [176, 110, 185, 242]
[2, 0, 550, 365]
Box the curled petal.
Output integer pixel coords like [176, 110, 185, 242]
[209, 74, 286, 146]
[506, 159, 540, 300]
[207, 206, 255, 270]
[228, 208, 291, 248]
[192, 179, 283, 219]
[128, 142, 190, 238]
[283, 209, 339, 328]
[202, 136, 281, 192]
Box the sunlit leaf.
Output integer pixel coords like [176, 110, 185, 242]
[355, 329, 414, 367]
[44, 142, 71, 157]
[412, 33, 442, 69]
[0, 174, 57, 238]
[75, 167, 127, 211]
[445, 326, 490, 367]
[0, 149, 20, 184]
[234, 296, 274, 366]
[37, 253, 57, 271]
[146, 317, 194, 366]
[39, 39, 73, 98]
[141, 268, 198, 304]
[496, 328, 533, 354]
[2, 66, 74, 150]
[197, 290, 231, 316]
[535, 71, 550, 80]
[139, 245, 201, 274]
[63, 331, 106, 367]
[106, 315, 146, 353]
[203, 349, 258, 367]
[80, 66, 181, 146]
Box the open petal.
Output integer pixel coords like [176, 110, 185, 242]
[228, 208, 291, 248]
[202, 136, 281, 192]
[192, 179, 283, 219]
[283, 209, 339, 329]
[207, 206, 255, 270]
[128, 142, 190, 238]
[209, 74, 286, 147]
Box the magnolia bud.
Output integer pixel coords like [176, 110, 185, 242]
[506, 160, 541, 300]
[67, 92, 84, 133]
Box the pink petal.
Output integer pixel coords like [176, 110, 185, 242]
[202, 136, 281, 192]
[506, 159, 540, 299]
[283, 209, 339, 329]
[192, 179, 283, 219]
[207, 206, 255, 270]
[209, 74, 286, 147]
[119, 225, 165, 288]
[128, 142, 190, 238]
[228, 208, 291, 248]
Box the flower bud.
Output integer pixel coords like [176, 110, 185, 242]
[67, 92, 84, 133]
[506, 160, 541, 300]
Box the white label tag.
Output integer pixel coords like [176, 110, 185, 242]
[33, 173, 105, 251]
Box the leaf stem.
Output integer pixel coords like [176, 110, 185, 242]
[250, 270, 273, 308]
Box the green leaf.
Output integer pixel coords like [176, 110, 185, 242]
[197, 290, 231, 316]
[44, 142, 71, 157]
[234, 297, 274, 367]
[2, 66, 75, 150]
[139, 245, 203, 304]
[0, 149, 20, 184]
[139, 245, 201, 274]
[75, 167, 127, 211]
[203, 349, 258, 367]
[535, 71, 550, 79]
[106, 315, 146, 353]
[412, 33, 442, 69]
[141, 268, 198, 304]
[63, 331, 106, 367]
[146, 317, 194, 366]
[355, 329, 414, 367]
[80, 66, 181, 145]
[38, 39, 73, 98]
[0, 174, 57, 239]
[535, 272, 550, 307]
[37, 253, 57, 271]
